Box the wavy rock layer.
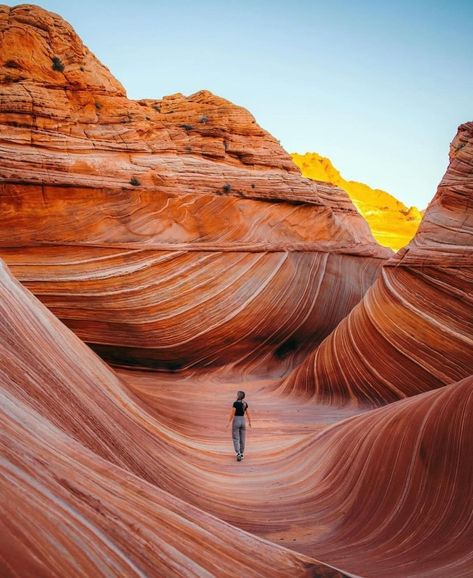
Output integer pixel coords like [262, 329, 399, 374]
[271, 375, 473, 577]
[292, 151, 423, 251]
[0, 261, 344, 578]
[1, 258, 472, 578]
[0, 5, 471, 578]
[1, 246, 383, 371]
[0, 4, 388, 371]
[124, 369, 473, 578]
[284, 123, 473, 404]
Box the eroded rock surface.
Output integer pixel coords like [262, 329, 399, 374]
[0, 260, 345, 578]
[0, 5, 471, 578]
[0, 4, 389, 372]
[284, 123, 473, 404]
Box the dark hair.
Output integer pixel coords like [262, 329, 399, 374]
[236, 391, 245, 400]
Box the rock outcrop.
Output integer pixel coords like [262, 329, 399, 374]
[292, 151, 423, 251]
[0, 4, 389, 372]
[0, 260, 345, 578]
[278, 375, 473, 577]
[2, 255, 472, 578]
[1, 5, 471, 578]
[284, 123, 473, 404]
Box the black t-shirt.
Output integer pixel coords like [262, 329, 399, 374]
[233, 400, 248, 416]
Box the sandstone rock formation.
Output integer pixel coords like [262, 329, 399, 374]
[278, 375, 473, 577]
[292, 151, 423, 251]
[0, 3, 390, 373]
[0, 260, 345, 578]
[2, 252, 472, 578]
[284, 122, 473, 404]
[0, 4, 472, 578]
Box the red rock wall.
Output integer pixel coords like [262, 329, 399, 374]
[0, 262, 344, 578]
[1, 256, 472, 577]
[0, 246, 383, 371]
[291, 375, 473, 577]
[283, 122, 473, 403]
[0, 4, 389, 372]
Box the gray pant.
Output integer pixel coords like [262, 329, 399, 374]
[232, 416, 246, 454]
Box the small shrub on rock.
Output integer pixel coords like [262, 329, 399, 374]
[51, 56, 65, 72]
[130, 177, 141, 186]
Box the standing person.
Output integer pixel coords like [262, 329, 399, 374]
[227, 391, 252, 461]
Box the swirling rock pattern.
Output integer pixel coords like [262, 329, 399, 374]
[0, 5, 471, 578]
[0, 4, 389, 371]
[0, 246, 384, 371]
[0, 261, 345, 578]
[284, 122, 473, 404]
[124, 368, 473, 578]
[1, 258, 472, 578]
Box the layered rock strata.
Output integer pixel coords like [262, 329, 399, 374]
[283, 123, 473, 404]
[1, 256, 471, 578]
[1, 6, 471, 578]
[0, 260, 346, 578]
[0, 4, 389, 372]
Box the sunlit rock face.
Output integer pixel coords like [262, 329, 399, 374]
[284, 123, 473, 405]
[1, 6, 472, 578]
[292, 151, 423, 251]
[0, 4, 390, 373]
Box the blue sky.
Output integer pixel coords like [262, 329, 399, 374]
[7, 1, 473, 207]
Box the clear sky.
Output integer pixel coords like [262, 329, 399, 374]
[6, 0, 473, 207]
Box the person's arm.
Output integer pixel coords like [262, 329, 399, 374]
[246, 408, 252, 428]
[226, 407, 234, 429]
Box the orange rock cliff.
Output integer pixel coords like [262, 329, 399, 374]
[292, 151, 423, 251]
[0, 3, 390, 373]
[0, 5, 472, 578]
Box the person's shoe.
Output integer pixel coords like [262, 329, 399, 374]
[239, 453, 244, 460]
[236, 453, 242, 461]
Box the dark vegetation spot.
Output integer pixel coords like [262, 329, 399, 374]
[51, 56, 65, 72]
[130, 176, 141, 186]
[275, 338, 299, 359]
[180, 124, 194, 131]
[251, 183, 255, 189]
[223, 183, 232, 193]
[4, 59, 20, 69]
[95, 101, 102, 110]
[199, 115, 209, 124]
